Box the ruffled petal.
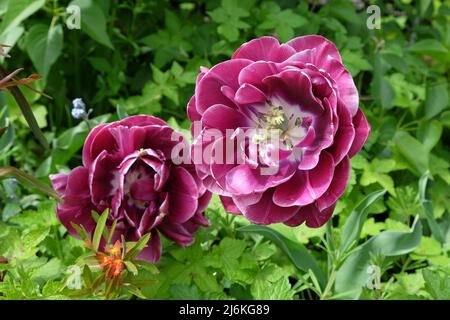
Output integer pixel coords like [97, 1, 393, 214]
[238, 189, 299, 225]
[273, 151, 334, 207]
[232, 36, 295, 62]
[348, 109, 370, 157]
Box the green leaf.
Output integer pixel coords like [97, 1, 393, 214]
[238, 225, 326, 289]
[91, 209, 108, 252]
[70, 0, 113, 49]
[0, 105, 15, 152]
[251, 264, 294, 299]
[0, 167, 59, 199]
[335, 217, 422, 299]
[409, 39, 449, 59]
[340, 190, 386, 254]
[0, 0, 45, 36]
[417, 120, 443, 152]
[126, 233, 151, 259]
[371, 55, 394, 109]
[341, 50, 373, 76]
[169, 284, 202, 300]
[124, 260, 138, 276]
[360, 160, 396, 195]
[25, 23, 63, 76]
[0, 71, 49, 149]
[22, 227, 50, 249]
[422, 269, 450, 299]
[124, 283, 147, 299]
[393, 131, 429, 176]
[418, 173, 445, 243]
[425, 82, 449, 119]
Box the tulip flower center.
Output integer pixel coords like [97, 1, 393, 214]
[123, 163, 157, 210]
[252, 102, 306, 152]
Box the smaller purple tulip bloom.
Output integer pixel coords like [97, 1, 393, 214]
[50, 115, 211, 263]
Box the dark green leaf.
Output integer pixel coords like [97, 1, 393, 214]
[335, 217, 422, 299]
[340, 190, 386, 254]
[238, 225, 326, 289]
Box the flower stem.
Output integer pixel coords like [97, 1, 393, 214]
[321, 265, 337, 300]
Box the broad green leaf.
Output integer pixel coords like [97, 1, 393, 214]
[70, 0, 113, 49]
[169, 284, 202, 300]
[335, 217, 422, 299]
[0, 0, 45, 36]
[0, 25, 24, 58]
[393, 131, 429, 176]
[371, 55, 394, 109]
[340, 190, 386, 254]
[417, 120, 443, 151]
[116, 104, 128, 120]
[25, 23, 63, 76]
[409, 39, 449, 60]
[418, 173, 445, 243]
[425, 82, 449, 119]
[238, 225, 326, 289]
[419, 0, 432, 18]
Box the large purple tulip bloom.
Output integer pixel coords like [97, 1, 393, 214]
[188, 36, 370, 227]
[50, 115, 211, 262]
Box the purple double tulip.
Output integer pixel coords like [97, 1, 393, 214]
[51, 116, 211, 262]
[51, 35, 371, 263]
[188, 36, 370, 227]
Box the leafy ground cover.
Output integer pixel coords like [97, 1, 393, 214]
[0, 0, 449, 300]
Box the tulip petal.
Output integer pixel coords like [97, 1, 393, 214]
[273, 151, 334, 207]
[287, 35, 342, 63]
[232, 36, 296, 62]
[202, 104, 251, 131]
[348, 109, 370, 157]
[167, 167, 199, 223]
[235, 83, 267, 104]
[225, 160, 296, 195]
[238, 189, 299, 225]
[196, 59, 252, 114]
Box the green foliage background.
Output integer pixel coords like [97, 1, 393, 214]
[0, 0, 449, 300]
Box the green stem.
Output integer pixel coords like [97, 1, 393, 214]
[0, 68, 49, 149]
[321, 265, 337, 300]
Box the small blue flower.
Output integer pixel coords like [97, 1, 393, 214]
[71, 98, 92, 120]
[71, 107, 87, 119]
[5, 178, 17, 184]
[72, 98, 86, 110]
